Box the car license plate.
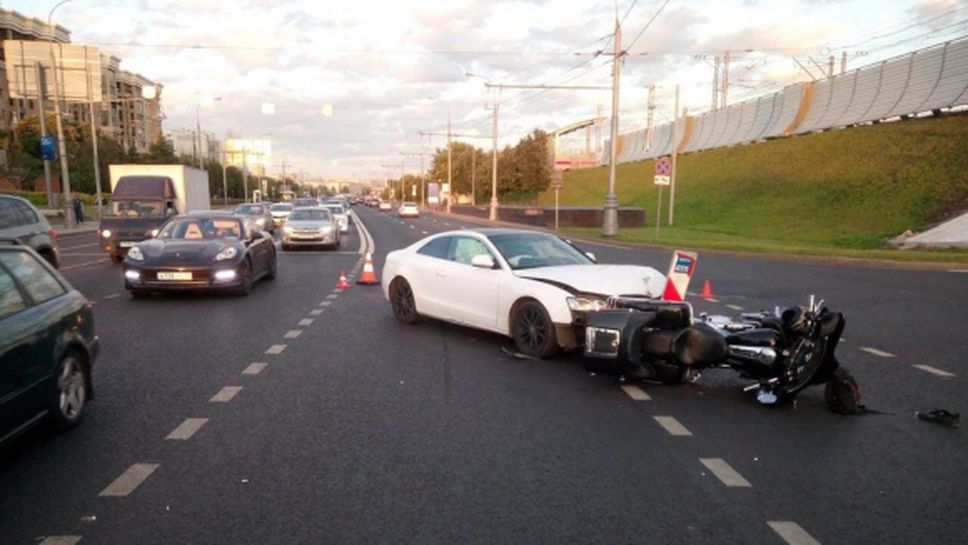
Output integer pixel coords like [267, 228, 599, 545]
[119, 241, 136, 248]
[157, 271, 192, 281]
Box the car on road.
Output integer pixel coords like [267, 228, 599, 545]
[0, 194, 60, 268]
[233, 203, 275, 234]
[398, 201, 420, 218]
[381, 228, 667, 358]
[282, 207, 340, 250]
[379, 200, 393, 212]
[324, 204, 350, 233]
[123, 213, 276, 296]
[0, 241, 98, 445]
[269, 203, 294, 228]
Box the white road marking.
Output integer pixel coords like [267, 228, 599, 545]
[284, 329, 303, 339]
[654, 416, 693, 436]
[243, 362, 267, 375]
[334, 288, 344, 293]
[410, 225, 415, 229]
[444, 222, 451, 226]
[165, 418, 209, 440]
[421, 230, 429, 234]
[59, 242, 100, 250]
[103, 293, 122, 299]
[320, 301, 332, 307]
[298, 318, 314, 326]
[60, 258, 109, 271]
[949, 269, 968, 273]
[39, 536, 83, 545]
[767, 521, 822, 545]
[210, 386, 242, 402]
[620, 384, 651, 401]
[860, 347, 895, 358]
[699, 458, 752, 487]
[309, 309, 323, 316]
[913, 364, 956, 378]
[266, 344, 286, 354]
[326, 294, 338, 300]
[99, 463, 159, 497]
[725, 304, 745, 311]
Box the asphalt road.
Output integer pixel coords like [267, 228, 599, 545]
[1, 206, 964, 545]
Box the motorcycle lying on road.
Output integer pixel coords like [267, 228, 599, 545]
[581, 296, 860, 411]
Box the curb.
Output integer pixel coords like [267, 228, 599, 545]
[437, 210, 968, 271]
[56, 228, 99, 239]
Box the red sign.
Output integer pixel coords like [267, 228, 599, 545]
[655, 156, 671, 176]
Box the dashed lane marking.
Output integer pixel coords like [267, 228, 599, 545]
[767, 521, 822, 545]
[210, 386, 242, 402]
[309, 309, 323, 316]
[266, 344, 286, 355]
[620, 385, 651, 401]
[334, 288, 344, 293]
[243, 362, 267, 375]
[298, 318, 314, 326]
[913, 364, 956, 378]
[60, 258, 109, 271]
[284, 329, 303, 339]
[421, 230, 429, 234]
[860, 347, 895, 358]
[654, 416, 693, 436]
[699, 458, 752, 487]
[99, 463, 159, 497]
[410, 225, 415, 229]
[444, 222, 451, 226]
[725, 304, 744, 311]
[326, 294, 339, 300]
[320, 301, 332, 307]
[58, 242, 100, 250]
[165, 418, 209, 440]
[103, 293, 122, 299]
[949, 269, 968, 273]
[39, 537, 82, 545]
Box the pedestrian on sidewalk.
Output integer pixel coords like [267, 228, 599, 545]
[72, 195, 84, 225]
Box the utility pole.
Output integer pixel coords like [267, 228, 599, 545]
[47, 23, 74, 227]
[828, 55, 836, 78]
[841, 51, 847, 75]
[669, 85, 679, 226]
[712, 55, 720, 111]
[646, 84, 656, 151]
[221, 147, 228, 206]
[489, 89, 499, 221]
[84, 46, 103, 220]
[720, 51, 730, 109]
[35, 62, 54, 208]
[470, 149, 476, 206]
[602, 13, 622, 236]
[446, 116, 452, 213]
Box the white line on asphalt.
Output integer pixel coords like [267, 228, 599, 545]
[620, 384, 651, 401]
[725, 304, 745, 311]
[298, 318, 314, 326]
[60, 258, 108, 271]
[60, 252, 106, 256]
[266, 344, 286, 355]
[39, 536, 83, 545]
[243, 362, 267, 375]
[103, 293, 122, 299]
[210, 386, 242, 402]
[699, 458, 752, 487]
[421, 230, 428, 234]
[767, 521, 822, 545]
[284, 329, 303, 339]
[949, 269, 968, 273]
[410, 225, 415, 229]
[320, 301, 332, 307]
[654, 416, 693, 436]
[59, 242, 100, 250]
[309, 309, 323, 316]
[860, 347, 895, 358]
[912, 364, 956, 378]
[99, 463, 159, 497]
[326, 294, 338, 300]
[165, 418, 209, 440]
[444, 222, 451, 226]
[334, 288, 344, 293]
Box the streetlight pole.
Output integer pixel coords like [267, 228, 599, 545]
[489, 91, 499, 221]
[48, 0, 74, 228]
[603, 14, 622, 236]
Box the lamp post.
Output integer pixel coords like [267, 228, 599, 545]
[195, 97, 221, 168]
[465, 71, 500, 221]
[48, 0, 74, 228]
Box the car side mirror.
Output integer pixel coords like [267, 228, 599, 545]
[585, 251, 597, 263]
[471, 254, 496, 269]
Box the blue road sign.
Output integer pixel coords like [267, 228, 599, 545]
[40, 135, 56, 161]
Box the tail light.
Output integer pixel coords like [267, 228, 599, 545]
[49, 229, 58, 239]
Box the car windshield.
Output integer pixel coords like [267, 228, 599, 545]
[235, 205, 265, 215]
[402, 202, 416, 207]
[270, 204, 293, 212]
[288, 209, 330, 221]
[106, 200, 164, 218]
[158, 218, 243, 240]
[487, 233, 592, 270]
[325, 206, 344, 215]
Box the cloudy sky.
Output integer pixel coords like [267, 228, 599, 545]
[8, 0, 967, 180]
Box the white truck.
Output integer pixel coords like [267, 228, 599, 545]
[98, 165, 211, 263]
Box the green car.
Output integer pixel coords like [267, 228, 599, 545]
[0, 242, 98, 445]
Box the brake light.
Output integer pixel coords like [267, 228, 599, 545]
[49, 229, 58, 239]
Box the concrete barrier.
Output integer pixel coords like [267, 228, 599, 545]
[451, 205, 646, 229]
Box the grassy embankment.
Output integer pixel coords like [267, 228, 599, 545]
[539, 115, 968, 263]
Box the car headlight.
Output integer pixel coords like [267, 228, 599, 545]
[101, 229, 112, 238]
[256, 218, 265, 226]
[283, 226, 294, 234]
[319, 226, 332, 233]
[566, 296, 610, 312]
[215, 247, 239, 261]
[127, 246, 144, 261]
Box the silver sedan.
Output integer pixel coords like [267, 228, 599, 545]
[281, 207, 340, 250]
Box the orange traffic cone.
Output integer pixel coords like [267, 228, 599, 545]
[357, 253, 380, 285]
[336, 271, 350, 289]
[699, 280, 714, 300]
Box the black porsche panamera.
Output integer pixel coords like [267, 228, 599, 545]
[122, 213, 277, 297]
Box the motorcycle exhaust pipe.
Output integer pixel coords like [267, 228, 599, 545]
[728, 345, 778, 366]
